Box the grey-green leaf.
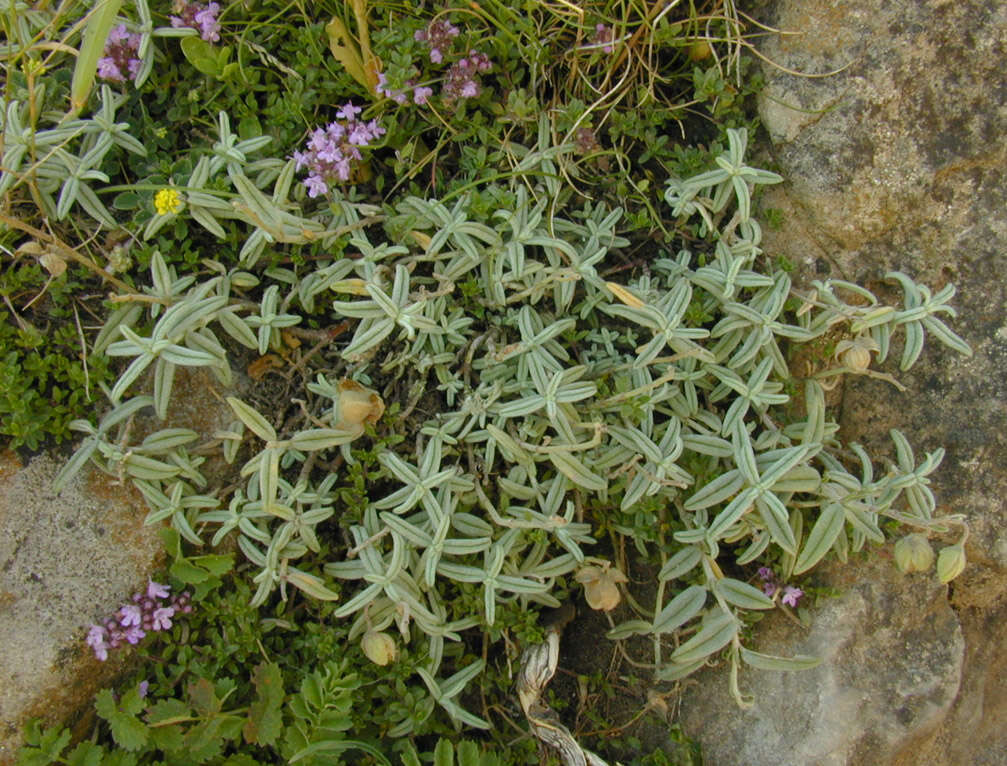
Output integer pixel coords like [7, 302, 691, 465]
[713, 577, 775, 610]
[227, 397, 277, 442]
[793, 502, 845, 574]
[739, 647, 822, 672]
[659, 546, 702, 582]
[653, 585, 707, 634]
[670, 611, 737, 665]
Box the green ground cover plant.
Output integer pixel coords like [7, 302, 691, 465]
[3, 1, 971, 764]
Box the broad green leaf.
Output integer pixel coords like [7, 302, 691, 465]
[190, 553, 234, 577]
[180, 36, 222, 76]
[170, 557, 210, 585]
[243, 662, 284, 746]
[351, 0, 380, 91]
[325, 16, 368, 91]
[188, 677, 222, 716]
[434, 738, 454, 766]
[145, 698, 191, 726]
[95, 689, 148, 751]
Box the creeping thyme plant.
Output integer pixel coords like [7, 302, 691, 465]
[4, 0, 972, 764]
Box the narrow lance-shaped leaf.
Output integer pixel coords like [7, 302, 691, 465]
[548, 451, 606, 492]
[227, 397, 277, 442]
[739, 647, 822, 672]
[685, 469, 745, 511]
[285, 567, 340, 601]
[670, 610, 738, 665]
[71, 0, 124, 113]
[713, 578, 775, 610]
[793, 502, 845, 574]
[659, 546, 702, 582]
[652, 585, 707, 634]
[707, 487, 759, 541]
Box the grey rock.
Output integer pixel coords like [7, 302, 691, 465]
[0, 368, 241, 764]
[681, 558, 964, 766]
[0, 451, 162, 764]
[676, 0, 1007, 763]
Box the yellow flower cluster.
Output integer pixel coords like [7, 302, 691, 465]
[153, 188, 183, 215]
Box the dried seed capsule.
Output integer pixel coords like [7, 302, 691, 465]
[894, 533, 934, 573]
[361, 630, 398, 666]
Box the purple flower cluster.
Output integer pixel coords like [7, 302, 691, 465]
[170, 0, 222, 43]
[574, 127, 601, 154]
[414, 18, 459, 64]
[592, 23, 615, 54]
[757, 566, 805, 608]
[293, 103, 385, 197]
[376, 72, 433, 107]
[442, 50, 492, 103]
[85, 579, 192, 661]
[97, 24, 142, 83]
[408, 18, 494, 108]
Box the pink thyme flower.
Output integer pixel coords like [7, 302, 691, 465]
[147, 579, 170, 600]
[376, 72, 409, 105]
[119, 603, 142, 627]
[124, 625, 146, 644]
[85, 582, 194, 659]
[415, 18, 459, 64]
[442, 51, 492, 105]
[293, 104, 385, 196]
[86, 625, 108, 661]
[170, 1, 222, 43]
[574, 127, 600, 154]
[151, 606, 175, 631]
[592, 23, 614, 53]
[97, 24, 142, 83]
[413, 85, 433, 105]
[781, 586, 804, 608]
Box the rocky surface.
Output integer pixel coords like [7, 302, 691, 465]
[682, 557, 964, 766]
[680, 0, 1006, 763]
[1, 2, 1003, 763]
[0, 451, 162, 764]
[0, 368, 238, 764]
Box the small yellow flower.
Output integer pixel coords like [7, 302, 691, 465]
[154, 188, 183, 215]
